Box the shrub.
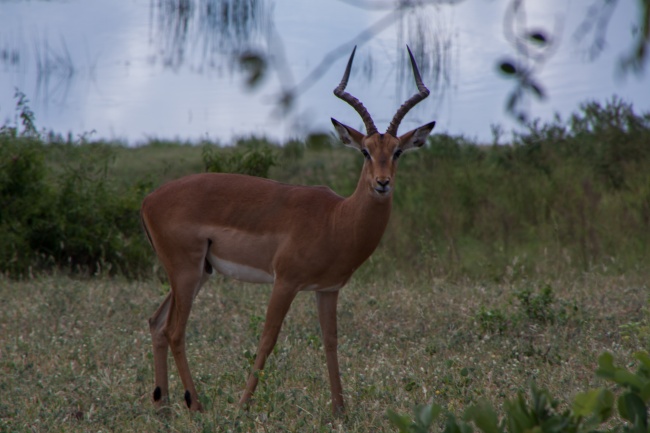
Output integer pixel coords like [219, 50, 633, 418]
[202, 140, 278, 178]
[388, 351, 650, 433]
[0, 136, 53, 276]
[2, 95, 650, 280]
[0, 93, 152, 277]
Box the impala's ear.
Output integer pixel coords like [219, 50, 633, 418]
[331, 118, 365, 150]
[398, 121, 436, 151]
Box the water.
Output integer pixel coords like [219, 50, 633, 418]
[1, 0, 648, 145]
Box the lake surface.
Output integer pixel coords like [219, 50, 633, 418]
[1, 0, 648, 145]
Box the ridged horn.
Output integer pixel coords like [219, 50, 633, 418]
[333, 46, 378, 136]
[385, 46, 430, 137]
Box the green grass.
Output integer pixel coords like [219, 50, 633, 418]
[1, 271, 647, 431]
[2, 95, 650, 430]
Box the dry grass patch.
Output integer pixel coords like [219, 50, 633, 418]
[0, 272, 647, 431]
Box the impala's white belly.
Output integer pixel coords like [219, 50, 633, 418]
[303, 283, 343, 292]
[208, 254, 275, 284]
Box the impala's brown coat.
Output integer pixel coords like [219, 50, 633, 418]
[142, 169, 393, 292]
[141, 46, 435, 415]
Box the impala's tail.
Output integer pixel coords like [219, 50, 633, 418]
[140, 203, 157, 254]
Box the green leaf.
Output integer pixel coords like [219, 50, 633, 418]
[465, 402, 502, 433]
[640, 383, 650, 402]
[444, 414, 473, 433]
[387, 409, 414, 433]
[614, 369, 645, 391]
[617, 392, 648, 426]
[504, 394, 534, 432]
[634, 351, 650, 371]
[572, 389, 614, 421]
[540, 416, 570, 433]
[596, 352, 616, 379]
[415, 403, 442, 428]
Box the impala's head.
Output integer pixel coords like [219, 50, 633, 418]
[331, 46, 436, 198]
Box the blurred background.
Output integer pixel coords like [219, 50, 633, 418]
[0, 0, 648, 144]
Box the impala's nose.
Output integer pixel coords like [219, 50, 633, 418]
[375, 177, 391, 194]
[376, 178, 390, 187]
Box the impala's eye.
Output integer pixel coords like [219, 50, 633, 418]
[393, 149, 403, 160]
[361, 149, 371, 160]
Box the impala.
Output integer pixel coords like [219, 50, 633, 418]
[140, 46, 435, 415]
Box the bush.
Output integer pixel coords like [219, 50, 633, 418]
[390, 97, 650, 278]
[202, 139, 278, 178]
[388, 351, 650, 433]
[0, 92, 153, 278]
[0, 136, 53, 276]
[45, 148, 152, 276]
[2, 95, 650, 280]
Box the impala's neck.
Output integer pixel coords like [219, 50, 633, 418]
[336, 172, 393, 266]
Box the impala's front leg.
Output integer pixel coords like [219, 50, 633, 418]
[316, 290, 344, 416]
[240, 282, 297, 407]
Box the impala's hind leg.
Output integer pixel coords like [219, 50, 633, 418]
[149, 252, 211, 411]
[165, 266, 210, 412]
[149, 293, 172, 407]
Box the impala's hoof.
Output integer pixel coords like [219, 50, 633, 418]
[152, 386, 170, 409]
[184, 391, 204, 412]
[153, 386, 162, 402]
[238, 394, 254, 411]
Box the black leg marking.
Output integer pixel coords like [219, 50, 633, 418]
[184, 390, 192, 408]
[204, 239, 213, 274]
[153, 386, 162, 402]
[204, 258, 213, 274]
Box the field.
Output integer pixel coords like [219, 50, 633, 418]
[1, 271, 647, 432]
[1, 97, 650, 431]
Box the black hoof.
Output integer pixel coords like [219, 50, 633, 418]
[153, 386, 162, 402]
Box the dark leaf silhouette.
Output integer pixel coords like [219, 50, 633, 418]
[239, 52, 267, 88]
[528, 30, 548, 45]
[528, 80, 546, 99]
[499, 60, 518, 75]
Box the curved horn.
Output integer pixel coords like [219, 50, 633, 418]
[333, 46, 378, 136]
[385, 46, 430, 137]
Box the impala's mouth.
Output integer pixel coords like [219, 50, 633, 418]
[374, 185, 391, 195]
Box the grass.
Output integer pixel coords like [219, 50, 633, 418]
[2, 96, 649, 430]
[1, 271, 647, 431]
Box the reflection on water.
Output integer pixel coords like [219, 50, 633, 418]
[153, 0, 271, 72]
[0, 0, 458, 141]
[34, 38, 76, 106]
[0, 0, 648, 143]
[150, 0, 453, 111]
[395, 5, 453, 110]
[0, 46, 20, 68]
